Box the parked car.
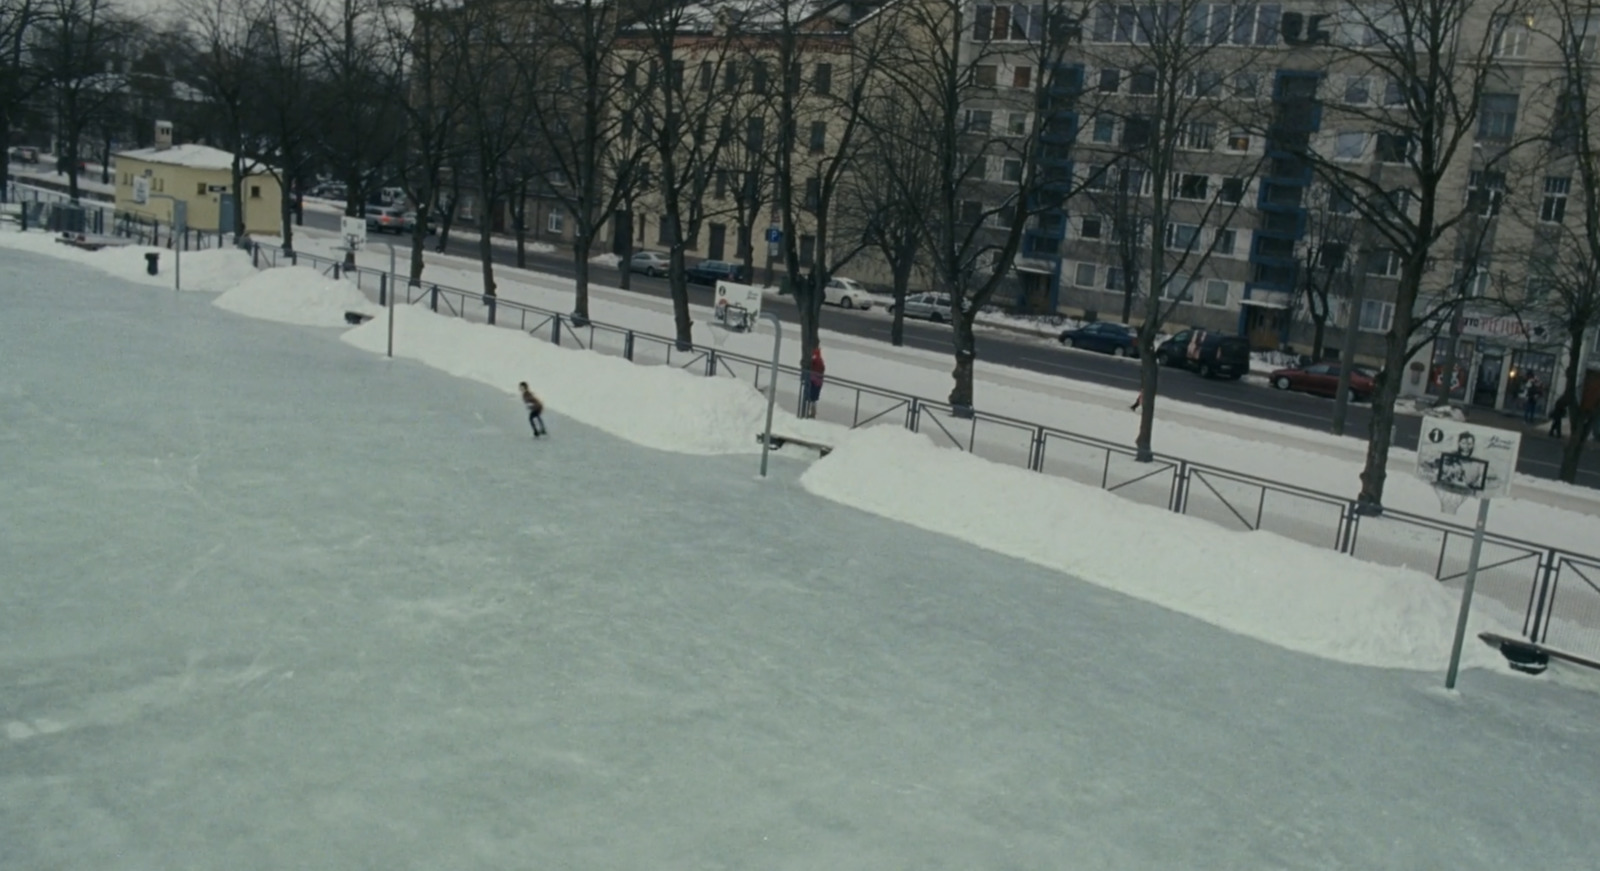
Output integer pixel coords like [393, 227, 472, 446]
[1269, 363, 1377, 402]
[685, 259, 751, 285]
[823, 277, 874, 310]
[889, 292, 953, 322]
[1058, 321, 1139, 357]
[364, 206, 412, 234]
[628, 250, 670, 276]
[1154, 329, 1251, 379]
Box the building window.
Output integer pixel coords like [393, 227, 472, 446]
[975, 64, 998, 87]
[1220, 177, 1245, 204]
[1203, 279, 1229, 307]
[547, 206, 564, 234]
[1334, 131, 1367, 161]
[1541, 176, 1571, 223]
[1122, 115, 1152, 147]
[1478, 93, 1518, 140]
[799, 234, 815, 267]
[1214, 228, 1237, 256]
[1467, 170, 1506, 217]
[1344, 76, 1371, 105]
[1359, 300, 1394, 332]
[1092, 114, 1115, 142]
[1166, 222, 1200, 251]
[250, 185, 261, 199]
[809, 121, 826, 153]
[1080, 216, 1103, 238]
[1492, 15, 1530, 57]
[1106, 266, 1124, 290]
[814, 63, 832, 95]
[1162, 274, 1195, 300]
[1180, 122, 1215, 150]
[1367, 249, 1402, 277]
[1453, 266, 1491, 297]
[1013, 66, 1032, 88]
[1233, 72, 1258, 100]
[752, 61, 769, 94]
[1008, 113, 1028, 136]
[196, 182, 206, 195]
[1002, 158, 1024, 183]
[657, 215, 674, 244]
[1098, 68, 1120, 92]
[1383, 78, 1408, 106]
[1075, 262, 1098, 287]
[1225, 131, 1251, 152]
[1174, 173, 1209, 200]
[1375, 132, 1410, 163]
[1129, 67, 1156, 95]
[746, 117, 763, 151]
[965, 109, 993, 133]
[1184, 70, 1223, 98]
[804, 177, 820, 210]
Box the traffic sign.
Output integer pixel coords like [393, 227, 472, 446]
[765, 227, 782, 243]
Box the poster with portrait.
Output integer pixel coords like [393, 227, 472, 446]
[1414, 418, 1520, 499]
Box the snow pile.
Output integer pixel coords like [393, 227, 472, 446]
[588, 253, 622, 269]
[0, 227, 258, 292]
[801, 425, 1518, 672]
[213, 266, 379, 327]
[339, 303, 829, 455]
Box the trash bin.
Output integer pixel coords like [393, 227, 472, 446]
[144, 252, 159, 275]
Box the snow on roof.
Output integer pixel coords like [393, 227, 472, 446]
[115, 143, 249, 172]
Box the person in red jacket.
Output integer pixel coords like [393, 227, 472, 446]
[803, 346, 826, 418]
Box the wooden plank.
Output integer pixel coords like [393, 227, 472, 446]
[757, 433, 833, 457]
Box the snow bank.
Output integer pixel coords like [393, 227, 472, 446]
[213, 266, 379, 327]
[588, 253, 621, 269]
[0, 227, 258, 292]
[339, 303, 829, 455]
[801, 426, 1519, 673]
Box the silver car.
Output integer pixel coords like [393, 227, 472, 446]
[629, 251, 669, 277]
[892, 292, 953, 322]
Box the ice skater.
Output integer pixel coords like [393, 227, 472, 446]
[802, 346, 826, 418]
[519, 382, 546, 438]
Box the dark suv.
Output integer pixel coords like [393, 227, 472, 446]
[685, 259, 750, 286]
[1155, 329, 1251, 379]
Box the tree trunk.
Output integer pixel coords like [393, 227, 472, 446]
[889, 253, 912, 347]
[477, 218, 497, 299]
[279, 186, 295, 252]
[1134, 350, 1158, 462]
[948, 311, 977, 410]
[669, 246, 692, 349]
[571, 220, 592, 321]
[1558, 332, 1589, 483]
[1120, 288, 1135, 325]
[1310, 314, 1327, 361]
[617, 210, 634, 291]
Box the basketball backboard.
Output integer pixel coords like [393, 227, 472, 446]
[1415, 418, 1520, 512]
[713, 280, 764, 332]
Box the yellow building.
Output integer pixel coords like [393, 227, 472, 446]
[112, 131, 281, 235]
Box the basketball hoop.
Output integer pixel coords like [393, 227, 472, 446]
[1432, 484, 1468, 515]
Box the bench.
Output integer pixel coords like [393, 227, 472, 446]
[757, 433, 833, 457]
[1478, 631, 1600, 675]
[344, 311, 373, 325]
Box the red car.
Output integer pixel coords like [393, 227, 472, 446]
[1269, 362, 1377, 402]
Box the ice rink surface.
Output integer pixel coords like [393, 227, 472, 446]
[4, 249, 1600, 869]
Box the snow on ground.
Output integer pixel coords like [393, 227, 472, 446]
[178, 250, 1516, 675]
[0, 226, 259, 292]
[588, 252, 621, 269]
[214, 267, 379, 327]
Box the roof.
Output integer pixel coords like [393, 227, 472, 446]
[115, 143, 249, 172]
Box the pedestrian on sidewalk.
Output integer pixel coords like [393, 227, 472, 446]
[1130, 390, 1143, 411]
[1550, 392, 1569, 438]
[519, 381, 546, 438]
[803, 346, 826, 418]
[1523, 375, 1544, 424]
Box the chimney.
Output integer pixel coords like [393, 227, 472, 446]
[154, 120, 173, 150]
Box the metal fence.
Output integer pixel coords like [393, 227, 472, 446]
[64, 220, 1600, 665]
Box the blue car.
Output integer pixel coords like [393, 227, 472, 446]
[1058, 321, 1139, 357]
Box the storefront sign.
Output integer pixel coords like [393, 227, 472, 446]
[1460, 314, 1552, 342]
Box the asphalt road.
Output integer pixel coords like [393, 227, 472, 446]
[305, 210, 1600, 489]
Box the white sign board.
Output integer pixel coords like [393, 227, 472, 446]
[713, 280, 763, 328]
[1415, 418, 1521, 501]
[132, 175, 149, 205]
[340, 216, 367, 251]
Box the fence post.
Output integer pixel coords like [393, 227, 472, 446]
[624, 331, 634, 361]
[906, 397, 920, 433]
[551, 315, 561, 345]
[706, 350, 718, 377]
[378, 272, 387, 306]
[251, 244, 259, 268]
[1337, 501, 1361, 554]
[1170, 460, 1189, 513]
[1029, 426, 1046, 472]
[430, 284, 439, 312]
[1527, 549, 1560, 642]
[486, 295, 497, 325]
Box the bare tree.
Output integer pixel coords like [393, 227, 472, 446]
[34, 0, 122, 203]
[1293, 0, 1530, 513]
[1077, 0, 1268, 459]
[250, 0, 322, 252]
[843, 92, 935, 346]
[179, 0, 265, 238]
[627, 4, 733, 348]
[1294, 185, 1360, 361]
[0, 0, 50, 201]
[870, 0, 1084, 411]
[307, 0, 402, 240]
[525, 0, 647, 322]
